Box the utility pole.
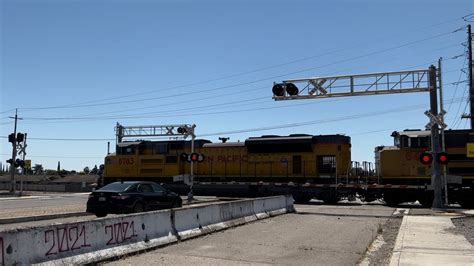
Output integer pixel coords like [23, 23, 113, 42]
[429, 65, 444, 208]
[469, 24, 474, 129]
[463, 25, 474, 127]
[8, 109, 20, 193]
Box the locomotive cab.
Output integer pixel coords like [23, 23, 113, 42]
[375, 130, 432, 184]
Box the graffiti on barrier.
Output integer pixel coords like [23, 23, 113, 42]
[44, 224, 90, 256]
[105, 220, 138, 245]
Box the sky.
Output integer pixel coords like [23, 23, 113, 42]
[0, 0, 473, 171]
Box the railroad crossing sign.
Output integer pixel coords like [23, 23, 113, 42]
[424, 110, 447, 130]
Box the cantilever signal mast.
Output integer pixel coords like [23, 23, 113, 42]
[271, 66, 444, 209]
[115, 123, 197, 201]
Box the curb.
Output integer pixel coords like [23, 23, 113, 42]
[0, 212, 90, 225]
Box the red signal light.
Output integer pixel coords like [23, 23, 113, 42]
[419, 152, 433, 165]
[190, 153, 199, 162]
[437, 152, 449, 164]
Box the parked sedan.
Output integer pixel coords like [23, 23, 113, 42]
[86, 181, 182, 217]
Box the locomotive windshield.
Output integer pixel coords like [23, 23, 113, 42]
[392, 130, 430, 149]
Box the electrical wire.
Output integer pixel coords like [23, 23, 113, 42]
[6, 27, 463, 112]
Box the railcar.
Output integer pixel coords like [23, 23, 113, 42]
[374, 129, 474, 207]
[103, 134, 353, 203]
[102, 128, 473, 207]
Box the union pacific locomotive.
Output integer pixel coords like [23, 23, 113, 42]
[102, 126, 474, 208]
[375, 129, 474, 207]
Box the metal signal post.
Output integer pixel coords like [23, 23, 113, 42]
[272, 66, 444, 208]
[8, 109, 23, 194]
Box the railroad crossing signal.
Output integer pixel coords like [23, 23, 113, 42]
[419, 152, 449, 165]
[424, 110, 447, 130]
[180, 153, 205, 163]
[419, 152, 433, 165]
[436, 152, 449, 164]
[6, 158, 26, 168]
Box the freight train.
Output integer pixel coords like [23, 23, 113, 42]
[102, 128, 474, 208]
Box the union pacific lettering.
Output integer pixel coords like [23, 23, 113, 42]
[206, 155, 248, 162]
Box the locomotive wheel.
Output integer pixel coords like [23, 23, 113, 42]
[459, 198, 474, 209]
[133, 202, 145, 213]
[293, 194, 312, 204]
[418, 193, 434, 208]
[383, 192, 400, 207]
[323, 196, 340, 204]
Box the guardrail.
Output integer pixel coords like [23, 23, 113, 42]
[0, 195, 294, 265]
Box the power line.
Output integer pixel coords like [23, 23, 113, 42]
[7, 27, 463, 112]
[13, 77, 466, 126]
[9, 52, 464, 123]
[446, 57, 468, 113]
[0, 99, 465, 141]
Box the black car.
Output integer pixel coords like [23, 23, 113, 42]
[86, 181, 182, 217]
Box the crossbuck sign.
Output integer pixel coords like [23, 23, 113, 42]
[424, 110, 447, 130]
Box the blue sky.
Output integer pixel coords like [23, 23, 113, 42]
[1, 0, 473, 171]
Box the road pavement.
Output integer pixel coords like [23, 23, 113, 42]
[0, 193, 221, 230]
[105, 202, 395, 265]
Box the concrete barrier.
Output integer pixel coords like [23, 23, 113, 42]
[0, 195, 294, 265]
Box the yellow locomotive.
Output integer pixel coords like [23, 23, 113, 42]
[375, 129, 474, 207]
[102, 124, 473, 207]
[103, 134, 352, 202]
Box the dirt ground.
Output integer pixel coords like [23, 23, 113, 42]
[359, 216, 403, 265]
[449, 216, 474, 245]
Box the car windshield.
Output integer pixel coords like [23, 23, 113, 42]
[98, 182, 134, 192]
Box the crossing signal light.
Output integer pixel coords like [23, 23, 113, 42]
[8, 133, 15, 143]
[272, 84, 285, 96]
[15, 159, 25, 168]
[190, 153, 199, 162]
[272, 83, 299, 96]
[180, 153, 205, 163]
[285, 83, 299, 96]
[419, 152, 433, 165]
[437, 152, 449, 164]
[6, 159, 13, 164]
[177, 127, 187, 134]
[16, 133, 24, 143]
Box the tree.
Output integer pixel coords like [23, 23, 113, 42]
[83, 166, 90, 175]
[90, 165, 98, 175]
[33, 164, 44, 175]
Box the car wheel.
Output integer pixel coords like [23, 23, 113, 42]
[95, 212, 107, 218]
[172, 199, 182, 208]
[133, 202, 144, 213]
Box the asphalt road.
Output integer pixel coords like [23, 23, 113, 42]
[105, 202, 395, 265]
[0, 193, 220, 230]
[0, 192, 90, 210]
